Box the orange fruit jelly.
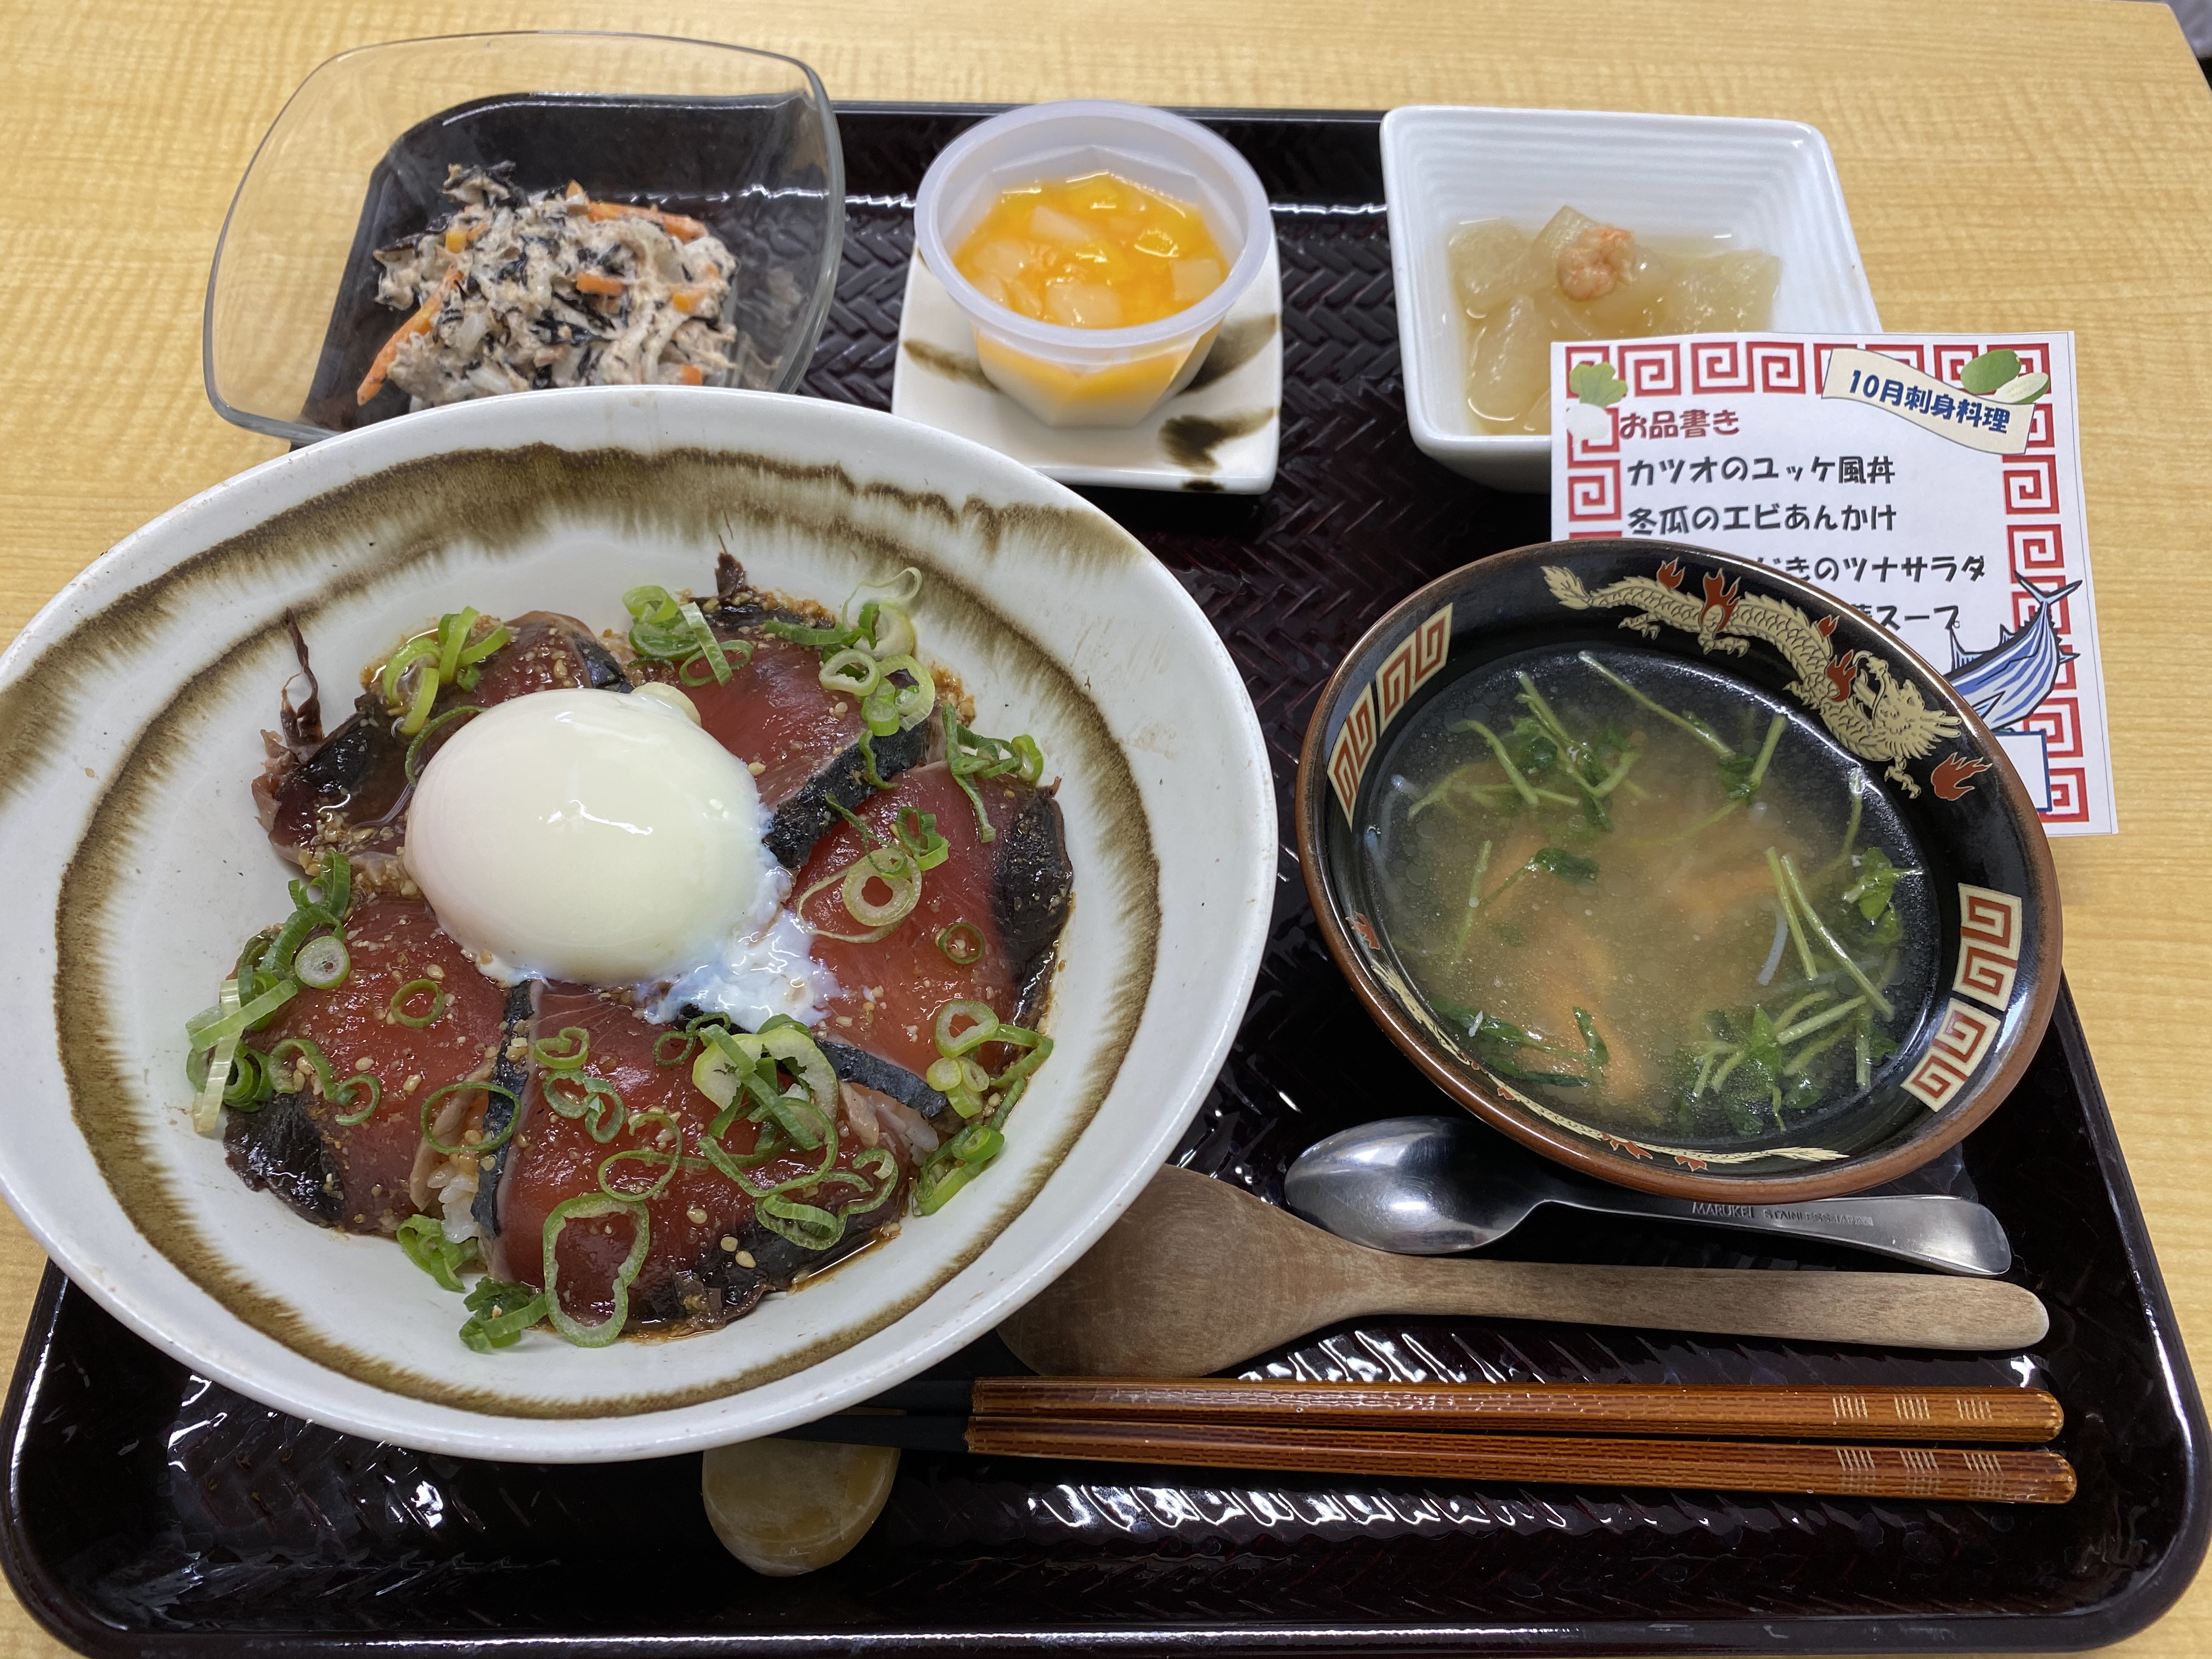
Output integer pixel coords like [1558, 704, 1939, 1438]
[952, 172, 1228, 330]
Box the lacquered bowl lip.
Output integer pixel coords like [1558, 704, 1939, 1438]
[1295, 538, 2062, 1203]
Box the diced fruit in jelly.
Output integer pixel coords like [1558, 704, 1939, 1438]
[1045, 280, 1125, 328]
[1171, 258, 1224, 304]
[1448, 219, 1532, 318]
[953, 172, 1231, 331]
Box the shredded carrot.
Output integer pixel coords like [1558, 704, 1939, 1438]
[574, 270, 626, 297]
[674, 364, 704, 386]
[586, 200, 707, 241]
[669, 284, 713, 315]
[442, 222, 486, 254]
[356, 268, 462, 405]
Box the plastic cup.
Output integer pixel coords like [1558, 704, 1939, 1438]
[914, 102, 1272, 428]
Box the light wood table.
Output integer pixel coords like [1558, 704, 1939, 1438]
[2, 0, 2208, 1652]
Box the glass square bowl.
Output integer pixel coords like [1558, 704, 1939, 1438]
[204, 30, 843, 444]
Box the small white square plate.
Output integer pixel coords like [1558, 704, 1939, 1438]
[891, 239, 1283, 493]
[1381, 105, 1882, 493]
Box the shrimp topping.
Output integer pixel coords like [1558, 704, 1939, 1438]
[1556, 224, 1639, 302]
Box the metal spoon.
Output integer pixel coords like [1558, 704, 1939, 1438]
[1283, 1116, 2012, 1276]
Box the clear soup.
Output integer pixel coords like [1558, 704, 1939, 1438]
[1359, 647, 1934, 1143]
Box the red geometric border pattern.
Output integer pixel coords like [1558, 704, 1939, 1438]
[1375, 603, 1453, 730]
[1327, 682, 1378, 821]
[1953, 882, 2025, 1012]
[1903, 997, 2004, 1110]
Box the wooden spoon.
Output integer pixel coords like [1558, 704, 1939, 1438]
[998, 1166, 2049, 1376]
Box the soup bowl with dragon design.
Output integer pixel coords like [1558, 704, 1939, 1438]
[1296, 538, 2058, 1203]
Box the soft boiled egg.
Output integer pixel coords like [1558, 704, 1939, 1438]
[404, 686, 770, 985]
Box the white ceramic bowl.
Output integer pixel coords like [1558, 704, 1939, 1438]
[1381, 105, 1883, 493]
[0, 387, 1274, 1460]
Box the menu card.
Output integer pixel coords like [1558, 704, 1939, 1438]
[1549, 332, 2113, 835]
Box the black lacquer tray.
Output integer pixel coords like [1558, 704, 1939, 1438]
[3, 106, 2204, 1658]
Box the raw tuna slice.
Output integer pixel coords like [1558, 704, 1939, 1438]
[254, 612, 628, 865]
[224, 895, 520, 1233]
[486, 989, 916, 1334]
[792, 763, 1072, 1081]
[633, 557, 929, 868]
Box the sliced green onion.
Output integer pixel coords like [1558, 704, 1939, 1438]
[390, 979, 447, 1028]
[188, 976, 298, 1054]
[944, 707, 996, 842]
[269, 1036, 382, 1125]
[679, 600, 733, 685]
[842, 847, 919, 929]
[397, 1212, 477, 1293]
[916, 1122, 1006, 1215]
[379, 634, 439, 708]
[988, 1028, 1054, 1116]
[761, 615, 861, 650]
[332, 1071, 383, 1127]
[190, 978, 244, 1135]
[792, 860, 900, 945]
[541, 1071, 627, 1142]
[934, 1000, 999, 1058]
[404, 704, 483, 785]
[935, 922, 984, 966]
[842, 565, 923, 648]
[459, 1278, 549, 1352]
[302, 850, 352, 918]
[871, 654, 937, 730]
[1009, 734, 1044, 786]
[757, 1192, 845, 1251]
[856, 729, 891, 789]
[258, 902, 340, 981]
[865, 602, 917, 659]
[293, 934, 350, 990]
[597, 1110, 698, 1202]
[420, 1080, 519, 1156]
[653, 1012, 731, 1067]
[896, 806, 949, 871]
[400, 665, 440, 735]
[454, 621, 511, 668]
[926, 1053, 988, 1119]
[533, 1026, 590, 1069]
[223, 1046, 269, 1107]
[436, 608, 479, 684]
[819, 648, 882, 697]
[541, 1195, 649, 1347]
[861, 682, 900, 737]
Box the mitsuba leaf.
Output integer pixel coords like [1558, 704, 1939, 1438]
[1842, 845, 1901, 922]
[1528, 847, 1599, 884]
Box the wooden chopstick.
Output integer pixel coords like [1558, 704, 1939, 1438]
[970, 1378, 2064, 1443]
[961, 1416, 2076, 1503]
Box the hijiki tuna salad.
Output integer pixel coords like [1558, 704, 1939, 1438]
[184, 556, 1070, 1353]
[359, 163, 763, 409]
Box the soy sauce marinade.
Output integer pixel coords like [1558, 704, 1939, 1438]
[1359, 648, 1937, 1142]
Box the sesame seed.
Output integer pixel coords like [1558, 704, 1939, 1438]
[426, 964, 445, 980]
[687, 1207, 709, 1225]
[747, 760, 766, 776]
[353, 1057, 373, 1071]
[720, 1236, 738, 1251]
[736, 1250, 756, 1268]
